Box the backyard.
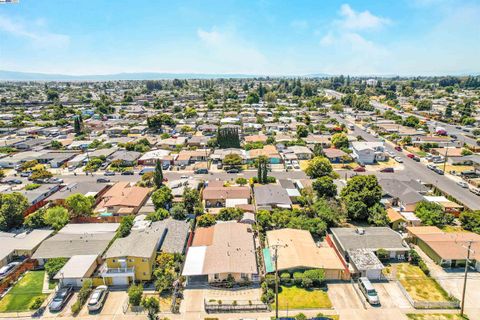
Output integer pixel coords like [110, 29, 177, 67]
[406, 314, 468, 320]
[395, 263, 451, 302]
[276, 285, 332, 310]
[0, 270, 48, 313]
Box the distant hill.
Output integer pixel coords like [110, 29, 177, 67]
[0, 70, 269, 81]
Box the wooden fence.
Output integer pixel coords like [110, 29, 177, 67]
[0, 259, 38, 295]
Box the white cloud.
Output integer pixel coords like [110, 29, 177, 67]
[337, 4, 390, 30]
[0, 15, 70, 48]
[196, 27, 268, 74]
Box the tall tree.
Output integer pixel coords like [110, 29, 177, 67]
[154, 159, 164, 188]
[0, 193, 28, 231]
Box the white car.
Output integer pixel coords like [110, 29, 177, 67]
[394, 157, 404, 163]
[87, 285, 108, 312]
[0, 262, 20, 278]
[457, 181, 468, 188]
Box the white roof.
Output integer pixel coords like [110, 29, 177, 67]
[423, 196, 450, 203]
[59, 223, 120, 234]
[225, 198, 249, 208]
[400, 211, 421, 221]
[286, 188, 301, 197]
[138, 149, 171, 161]
[182, 246, 207, 276]
[54, 255, 97, 279]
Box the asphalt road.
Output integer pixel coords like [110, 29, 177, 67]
[327, 89, 478, 147]
[333, 113, 480, 210]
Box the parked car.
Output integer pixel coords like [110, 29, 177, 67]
[139, 168, 155, 175]
[121, 170, 134, 175]
[353, 166, 366, 172]
[216, 163, 223, 170]
[226, 168, 239, 173]
[457, 181, 468, 188]
[394, 146, 402, 151]
[407, 154, 415, 159]
[469, 186, 480, 196]
[380, 167, 394, 173]
[194, 169, 208, 174]
[49, 286, 74, 312]
[426, 164, 435, 170]
[358, 277, 380, 305]
[47, 177, 64, 184]
[87, 285, 108, 312]
[162, 163, 170, 170]
[5, 179, 22, 185]
[104, 171, 116, 176]
[20, 171, 32, 177]
[394, 157, 403, 163]
[97, 178, 110, 183]
[412, 156, 420, 162]
[0, 262, 20, 278]
[434, 168, 445, 175]
[99, 162, 109, 170]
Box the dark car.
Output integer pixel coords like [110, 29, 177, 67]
[394, 146, 402, 151]
[435, 169, 445, 175]
[412, 156, 420, 162]
[380, 167, 394, 173]
[121, 170, 134, 175]
[353, 166, 366, 172]
[97, 178, 110, 183]
[226, 168, 239, 174]
[194, 169, 208, 174]
[162, 163, 170, 170]
[5, 179, 23, 185]
[49, 286, 74, 312]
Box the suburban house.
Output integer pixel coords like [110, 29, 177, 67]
[329, 227, 409, 279]
[46, 182, 110, 205]
[182, 222, 258, 285]
[351, 142, 386, 164]
[54, 255, 99, 287]
[323, 148, 349, 163]
[32, 223, 119, 265]
[407, 226, 480, 270]
[101, 218, 190, 285]
[174, 149, 210, 166]
[253, 185, 292, 211]
[379, 179, 428, 212]
[0, 229, 54, 267]
[264, 228, 348, 280]
[283, 146, 314, 160]
[386, 208, 408, 231]
[95, 182, 151, 216]
[247, 145, 281, 164]
[202, 183, 251, 211]
[137, 149, 174, 166]
[108, 150, 141, 166]
[210, 148, 247, 164]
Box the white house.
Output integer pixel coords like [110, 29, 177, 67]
[351, 142, 386, 164]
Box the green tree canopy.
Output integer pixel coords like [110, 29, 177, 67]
[312, 176, 337, 198]
[305, 156, 333, 179]
[65, 194, 95, 218]
[0, 192, 28, 231]
[44, 206, 69, 230]
[415, 201, 454, 227]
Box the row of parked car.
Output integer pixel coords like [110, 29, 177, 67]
[426, 164, 445, 175]
[49, 285, 108, 313]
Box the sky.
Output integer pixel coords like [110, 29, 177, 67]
[0, 0, 479, 76]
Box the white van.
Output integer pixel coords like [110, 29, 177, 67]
[469, 186, 480, 196]
[358, 277, 380, 305]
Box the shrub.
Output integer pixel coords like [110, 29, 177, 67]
[280, 272, 291, 284]
[266, 176, 276, 183]
[265, 274, 276, 286]
[25, 183, 40, 190]
[419, 261, 430, 276]
[408, 249, 421, 266]
[261, 289, 274, 303]
[303, 269, 325, 287]
[128, 284, 143, 306]
[301, 277, 313, 288]
[29, 297, 44, 310]
[45, 257, 68, 279]
[376, 248, 389, 262]
[77, 279, 92, 305]
[293, 272, 304, 286]
[295, 313, 307, 320]
[71, 301, 81, 314]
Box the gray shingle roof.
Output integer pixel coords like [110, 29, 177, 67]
[330, 227, 408, 252]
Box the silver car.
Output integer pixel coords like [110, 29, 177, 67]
[87, 285, 108, 312]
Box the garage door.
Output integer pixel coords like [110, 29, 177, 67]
[112, 276, 129, 286]
[188, 275, 208, 285]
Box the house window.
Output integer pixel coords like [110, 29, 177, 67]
[112, 259, 116, 262]
[143, 272, 146, 276]
[129, 258, 134, 262]
[142, 258, 147, 262]
[241, 273, 248, 280]
[214, 273, 219, 280]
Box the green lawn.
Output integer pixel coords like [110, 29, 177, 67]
[406, 314, 468, 320]
[396, 263, 451, 302]
[0, 271, 48, 312]
[276, 285, 332, 310]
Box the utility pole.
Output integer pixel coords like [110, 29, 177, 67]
[460, 240, 474, 317]
[443, 142, 448, 173]
[271, 244, 287, 320]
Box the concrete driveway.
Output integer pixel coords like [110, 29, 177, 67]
[372, 282, 410, 309]
[327, 282, 364, 309]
